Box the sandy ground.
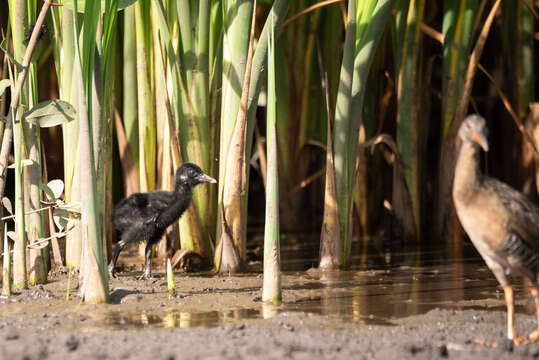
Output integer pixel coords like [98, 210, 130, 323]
[1, 258, 539, 360]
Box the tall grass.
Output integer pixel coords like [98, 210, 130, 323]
[393, 0, 424, 241]
[0, 0, 536, 294]
[8, 0, 29, 290]
[320, 0, 393, 269]
[262, 14, 281, 304]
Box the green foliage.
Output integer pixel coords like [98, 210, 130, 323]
[325, 0, 393, 268]
[262, 13, 281, 304]
[24, 100, 76, 127]
[63, 0, 136, 13]
[0, 80, 10, 97]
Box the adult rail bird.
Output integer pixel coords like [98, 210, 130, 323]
[453, 114, 539, 344]
[109, 163, 216, 279]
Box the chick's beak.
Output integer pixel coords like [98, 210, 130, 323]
[198, 173, 217, 183]
[472, 131, 489, 152]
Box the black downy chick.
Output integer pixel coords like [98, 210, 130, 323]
[109, 163, 216, 279]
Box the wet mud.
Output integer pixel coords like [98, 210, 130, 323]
[1, 241, 539, 359]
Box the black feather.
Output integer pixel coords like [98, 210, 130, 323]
[108, 163, 216, 279]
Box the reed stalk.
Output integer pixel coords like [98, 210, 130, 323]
[215, 0, 291, 273]
[435, 0, 479, 242]
[262, 15, 281, 304]
[122, 6, 139, 176]
[320, 0, 393, 269]
[437, 0, 499, 245]
[501, 1, 535, 194]
[8, 0, 29, 290]
[215, 0, 255, 273]
[2, 224, 11, 296]
[73, 0, 108, 303]
[393, 0, 425, 241]
[25, 0, 47, 285]
[55, 7, 82, 269]
[134, 0, 156, 259]
[167, 257, 176, 298]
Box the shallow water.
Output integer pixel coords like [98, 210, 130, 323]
[94, 241, 531, 330]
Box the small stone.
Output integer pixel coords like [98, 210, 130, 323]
[279, 322, 294, 331]
[5, 327, 19, 340]
[501, 339, 513, 353]
[472, 315, 483, 322]
[66, 335, 79, 351]
[409, 345, 423, 355]
[439, 345, 448, 358]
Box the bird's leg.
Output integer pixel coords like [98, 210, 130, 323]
[138, 242, 153, 280]
[108, 239, 127, 278]
[504, 285, 524, 344]
[523, 285, 539, 344]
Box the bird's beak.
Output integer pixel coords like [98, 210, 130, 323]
[198, 174, 217, 183]
[472, 131, 489, 152]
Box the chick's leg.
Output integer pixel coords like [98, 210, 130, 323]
[140, 242, 152, 279]
[108, 239, 128, 277]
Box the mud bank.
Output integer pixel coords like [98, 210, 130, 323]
[1, 260, 539, 360]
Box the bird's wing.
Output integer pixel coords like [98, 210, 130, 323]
[117, 192, 172, 213]
[144, 191, 175, 212]
[485, 178, 539, 252]
[112, 193, 147, 230]
[113, 191, 176, 233]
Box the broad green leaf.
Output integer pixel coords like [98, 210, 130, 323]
[53, 208, 72, 231]
[63, 0, 136, 13]
[24, 99, 76, 127]
[47, 180, 65, 201]
[57, 201, 82, 214]
[0, 79, 10, 97]
[40, 183, 56, 202]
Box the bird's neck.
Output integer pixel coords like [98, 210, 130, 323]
[174, 181, 191, 195]
[453, 141, 483, 201]
[156, 184, 193, 229]
[173, 183, 193, 207]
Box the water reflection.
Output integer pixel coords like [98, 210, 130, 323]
[105, 308, 261, 329]
[101, 242, 531, 330]
[282, 261, 509, 323]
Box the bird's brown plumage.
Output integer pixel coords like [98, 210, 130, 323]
[453, 114, 539, 344]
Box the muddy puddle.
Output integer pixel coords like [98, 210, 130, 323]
[93, 250, 529, 331]
[2, 240, 539, 360]
[1, 240, 530, 334]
